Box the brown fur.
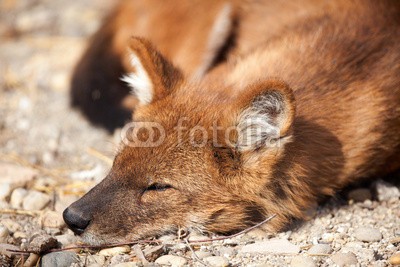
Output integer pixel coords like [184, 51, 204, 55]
[65, 0, 400, 244]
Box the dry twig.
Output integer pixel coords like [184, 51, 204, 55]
[132, 244, 149, 265]
[186, 214, 277, 244]
[0, 209, 41, 217]
[86, 147, 113, 165]
[184, 239, 208, 267]
[6, 215, 277, 256]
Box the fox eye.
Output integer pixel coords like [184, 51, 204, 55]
[145, 183, 173, 192]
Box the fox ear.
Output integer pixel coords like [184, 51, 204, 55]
[233, 80, 296, 152]
[121, 37, 183, 105]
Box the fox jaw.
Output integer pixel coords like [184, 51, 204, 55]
[63, 37, 298, 245]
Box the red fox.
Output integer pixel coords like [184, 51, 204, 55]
[64, 0, 400, 245]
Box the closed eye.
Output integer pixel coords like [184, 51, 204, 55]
[145, 183, 173, 192]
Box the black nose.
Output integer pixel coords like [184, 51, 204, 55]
[63, 206, 92, 235]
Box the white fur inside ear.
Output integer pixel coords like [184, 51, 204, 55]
[237, 93, 286, 151]
[121, 54, 153, 104]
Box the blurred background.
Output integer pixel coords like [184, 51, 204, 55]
[0, 2, 119, 264]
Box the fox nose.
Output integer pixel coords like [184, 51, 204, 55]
[63, 206, 92, 235]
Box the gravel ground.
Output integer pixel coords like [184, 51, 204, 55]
[0, 1, 399, 266]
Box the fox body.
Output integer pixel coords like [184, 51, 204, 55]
[64, 0, 400, 244]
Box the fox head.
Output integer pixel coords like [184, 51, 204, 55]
[63, 37, 298, 245]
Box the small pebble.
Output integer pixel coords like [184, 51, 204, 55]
[41, 251, 78, 267]
[14, 231, 27, 239]
[192, 251, 212, 259]
[0, 226, 10, 243]
[389, 252, 400, 265]
[331, 252, 358, 266]
[155, 255, 187, 266]
[10, 188, 28, 209]
[85, 254, 106, 266]
[113, 263, 140, 267]
[344, 241, 364, 249]
[321, 233, 334, 243]
[22, 190, 51, 210]
[291, 255, 317, 267]
[354, 227, 382, 242]
[240, 239, 300, 254]
[41, 210, 66, 229]
[308, 244, 332, 255]
[246, 228, 268, 239]
[28, 235, 58, 254]
[204, 256, 229, 267]
[374, 180, 400, 201]
[0, 184, 12, 201]
[143, 244, 164, 261]
[98, 246, 130, 256]
[218, 246, 236, 257]
[109, 254, 131, 265]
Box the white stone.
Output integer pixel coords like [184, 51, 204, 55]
[98, 246, 130, 256]
[291, 255, 317, 267]
[204, 256, 229, 267]
[374, 180, 400, 201]
[354, 227, 382, 242]
[0, 183, 12, 201]
[308, 244, 332, 255]
[321, 233, 334, 243]
[10, 188, 28, 208]
[331, 252, 358, 266]
[22, 190, 51, 210]
[155, 255, 187, 267]
[240, 239, 300, 254]
[344, 241, 364, 248]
